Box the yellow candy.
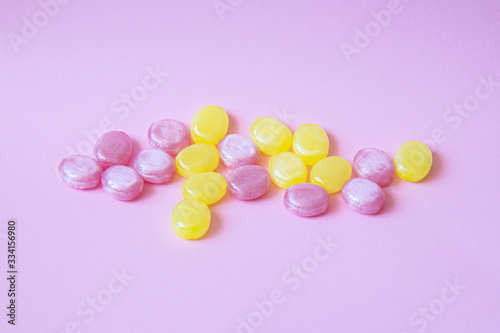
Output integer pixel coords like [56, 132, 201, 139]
[175, 143, 219, 178]
[292, 124, 329, 166]
[310, 156, 352, 193]
[268, 152, 307, 189]
[394, 141, 432, 182]
[182, 172, 226, 205]
[171, 199, 210, 239]
[191, 106, 228, 145]
[250, 117, 292, 155]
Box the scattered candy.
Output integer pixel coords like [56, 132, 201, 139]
[353, 148, 395, 186]
[342, 178, 385, 214]
[175, 143, 219, 178]
[227, 165, 270, 200]
[101, 165, 144, 201]
[59, 155, 102, 189]
[284, 183, 329, 217]
[191, 106, 228, 145]
[94, 131, 132, 168]
[182, 172, 227, 205]
[394, 141, 432, 182]
[250, 117, 292, 155]
[268, 152, 307, 189]
[133, 148, 176, 184]
[218, 134, 259, 169]
[148, 119, 190, 156]
[310, 156, 352, 194]
[292, 124, 329, 166]
[171, 199, 211, 239]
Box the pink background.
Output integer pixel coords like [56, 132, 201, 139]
[1, 0, 500, 332]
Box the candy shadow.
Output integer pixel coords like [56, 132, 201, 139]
[227, 112, 239, 135]
[379, 190, 395, 214]
[202, 210, 222, 239]
[420, 152, 441, 183]
[326, 131, 337, 156]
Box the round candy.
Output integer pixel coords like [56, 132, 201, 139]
[171, 199, 211, 239]
[59, 155, 102, 189]
[191, 106, 228, 145]
[250, 117, 292, 155]
[218, 134, 259, 169]
[148, 119, 190, 156]
[292, 124, 329, 166]
[284, 183, 329, 217]
[101, 165, 144, 201]
[133, 148, 176, 184]
[182, 172, 226, 205]
[94, 131, 132, 168]
[394, 141, 432, 182]
[175, 143, 219, 178]
[342, 178, 385, 214]
[227, 165, 271, 200]
[268, 152, 307, 189]
[353, 148, 395, 186]
[310, 156, 352, 193]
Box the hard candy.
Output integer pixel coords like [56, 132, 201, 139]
[268, 152, 307, 189]
[284, 183, 329, 217]
[250, 117, 292, 155]
[59, 155, 102, 189]
[94, 131, 132, 168]
[218, 134, 259, 169]
[227, 165, 270, 200]
[148, 119, 190, 156]
[292, 124, 329, 166]
[353, 148, 394, 186]
[310, 156, 352, 193]
[394, 141, 432, 182]
[133, 148, 176, 183]
[191, 106, 228, 145]
[101, 165, 144, 201]
[182, 172, 226, 205]
[171, 199, 211, 239]
[342, 178, 385, 214]
[175, 143, 219, 178]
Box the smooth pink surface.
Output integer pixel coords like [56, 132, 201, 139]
[284, 183, 329, 217]
[227, 165, 270, 200]
[101, 165, 144, 201]
[218, 133, 260, 169]
[59, 155, 102, 189]
[94, 131, 132, 168]
[353, 147, 395, 186]
[2, 1, 500, 332]
[133, 148, 176, 184]
[148, 119, 190, 156]
[342, 178, 386, 215]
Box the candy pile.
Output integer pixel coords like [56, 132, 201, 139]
[59, 106, 433, 239]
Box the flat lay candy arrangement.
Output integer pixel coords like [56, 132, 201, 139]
[59, 106, 433, 240]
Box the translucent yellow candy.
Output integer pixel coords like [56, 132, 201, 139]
[171, 199, 210, 239]
[175, 143, 219, 178]
[182, 172, 227, 205]
[268, 152, 307, 189]
[310, 156, 352, 193]
[250, 117, 292, 155]
[292, 124, 329, 166]
[191, 106, 228, 145]
[394, 141, 432, 182]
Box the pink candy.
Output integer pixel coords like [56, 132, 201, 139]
[59, 155, 102, 189]
[218, 134, 259, 169]
[133, 148, 176, 183]
[227, 165, 270, 200]
[342, 178, 385, 214]
[284, 183, 329, 217]
[101, 165, 144, 201]
[94, 131, 132, 168]
[353, 148, 395, 186]
[148, 119, 190, 156]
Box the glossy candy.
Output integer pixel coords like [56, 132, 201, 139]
[250, 117, 292, 155]
[175, 143, 219, 178]
[268, 152, 307, 189]
[94, 131, 132, 168]
[101, 165, 144, 201]
[284, 183, 329, 217]
[353, 148, 395, 186]
[171, 199, 211, 239]
[394, 141, 432, 182]
[191, 106, 228, 145]
[148, 119, 190, 156]
[133, 148, 176, 183]
[218, 134, 259, 169]
[182, 172, 226, 205]
[342, 178, 385, 214]
[292, 124, 329, 166]
[59, 155, 102, 189]
[227, 165, 271, 200]
[310, 156, 352, 193]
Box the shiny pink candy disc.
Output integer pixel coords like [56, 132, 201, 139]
[59, 155, 102, 189]
[101, 165, 144, 201]
[148, 119, 190, 156]
[218, 134, 259, 169]
[353, 148, 395, 187]
[94, 131, 132, 168]
[284, 183, 329, 217]
[133, 148, 176, 183]
[342, 178, 385, 214]
[227, 165, 270, 200]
